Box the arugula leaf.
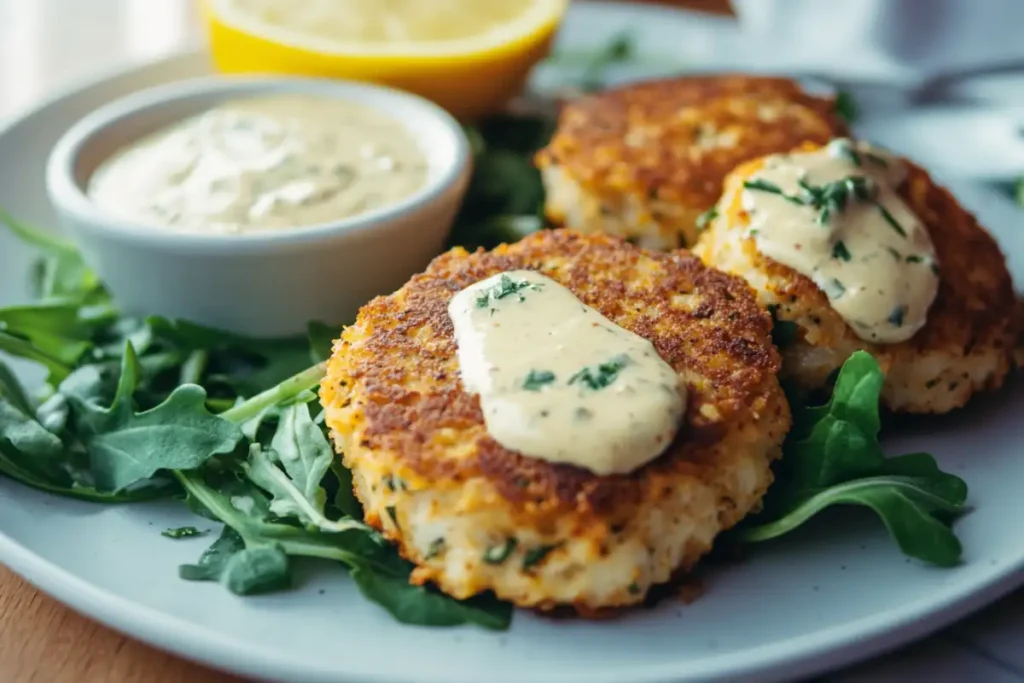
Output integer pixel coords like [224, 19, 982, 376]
[0, 302, 107, 373]
[179, 526, 291, 595]
[739, 351, 968, 566]
[449, 114, 552, 251]
[0, 359, 33, 415]
[350, 565, 512, 630]
[0, 209, 100, 302]
[0, 396, 66, 480]
[329, 460, 362, 519]
[0, 207, 77, 255]
[307, 322, 337, 363]
[243, 444, 363, 533]
[269, 403, 333, 510]
[0, 330, 76, 384]
[68, 342, 243, 492]
[147, 316, 314, 397]
[0, 385, 175, 503]
[176, 465, 511, 628]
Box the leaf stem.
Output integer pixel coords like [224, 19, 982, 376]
[738, 476, 966, 543]
[0, 451, 173, 503]
[173, 469, 368, 566]
[179, 349, 209, 386]
[0, 207, 78, 254]
[0, 330, 74, 381]
[220, 362, 326, 425]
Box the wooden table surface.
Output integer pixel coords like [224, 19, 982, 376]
[0, 2, 733, 682]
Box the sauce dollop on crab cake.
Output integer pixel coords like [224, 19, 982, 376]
[535, 75, 848, 249]
[320, 230, 790, 614]
[694, 139, 1015, 413]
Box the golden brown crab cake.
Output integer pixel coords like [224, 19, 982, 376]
[320, 230, 789, 614]
[694, 142, 1016, 414]
[534, 75, 848, 250]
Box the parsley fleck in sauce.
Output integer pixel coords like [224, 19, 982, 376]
[87, 94, 428, 234]
[447, 270, 685, 476]
[741, 139, 939, 344]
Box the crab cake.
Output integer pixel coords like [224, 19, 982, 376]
[320, 230, 789, 613]
[694, 140, 1015, 414]
[534, 75, 848, 250]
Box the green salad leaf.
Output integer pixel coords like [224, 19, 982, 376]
[67, 342, 243, 492]
[449, 114, 553, 251]
[0, 104, 968, 631]
[307, 321, 338, 363]
[738, 351, 968, 566]
[0, 359, 33, 415]
[179, 526, 291, 595]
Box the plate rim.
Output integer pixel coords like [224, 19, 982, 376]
[1, 7, 1023, 683]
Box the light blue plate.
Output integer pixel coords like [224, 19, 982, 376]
[1, 4, 1023, 683]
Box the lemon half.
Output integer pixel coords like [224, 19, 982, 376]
[203, 0, 568, 119]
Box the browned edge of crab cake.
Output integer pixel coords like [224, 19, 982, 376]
[698, 142, 1016, 413]
[320, 229, 790, 613]
[534, 74, 850, 248]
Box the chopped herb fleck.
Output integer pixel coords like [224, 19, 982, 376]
[568, 354, 631, 390]
[831, 240, 852, 262]
[425, 538, 445, 559]
[828, 139, 861, 166]
[696, 206, 719, 231]
[484, 538, 517, 564]
[743, 179, 802, 206]
[475, 274, 538, 308]
[876, 203, 906, 237]
[888, 305, 907, 326]
[823, 278, 846, 300]
[522, 369, 556, 391]
[628, 582, 641, 595]
[886, 247, 902, 260]
[803, 176, 875, 225]
[748, 174, 878, 226]
[386, 506, 398, 527]
[523, 544, 559, 570]
[905, 255, 924, 264]
[835, 90, 858, 124]
[162, 526, 207, 539]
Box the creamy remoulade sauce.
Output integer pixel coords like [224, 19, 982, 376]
[87, 94, 428, 234]
[447, 270, 685, 476]
[739, 138, 940, 344]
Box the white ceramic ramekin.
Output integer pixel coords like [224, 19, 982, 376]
[46, 76, 471, 337]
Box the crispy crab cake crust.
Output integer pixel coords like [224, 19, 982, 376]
[694, 142, 1016, 414]
[320, 230, 790, 614]
[535, 75, 848, 249]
